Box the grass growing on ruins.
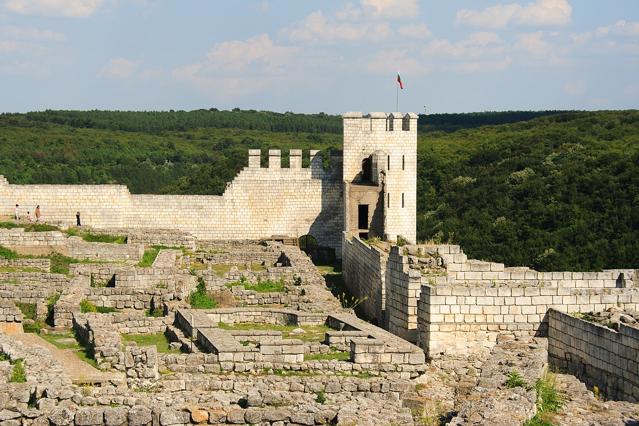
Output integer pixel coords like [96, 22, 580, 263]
[524, 373, 563, 426]
[210, 264, 232, 276]
[189, 277, 218, 309]
[73, 230, 128, 244]
[0, 221, 60, 232]
[121, 332, 179, 353]
[15, 302, 47, 333]
[79, 299, 119, 314]
[218, 322, 331, 342]
[138, 246, 168, 267]
[40, 331, 82, 350]
[506, 369, 528, 389]
[304, 351, 350, 362]
[226, 277, 286, 293]
[0, 245, 19, 260]
[9, 358, 26, 383]
[0, 266, 43, 273]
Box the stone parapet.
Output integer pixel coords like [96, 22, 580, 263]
[548, 309, 639, 402]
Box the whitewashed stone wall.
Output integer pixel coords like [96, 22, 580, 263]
[548, 309, 639, 402]
[418, 284, 639, 358]
[342, 112, 417, 243]
[0, 148, 343, 251]
[341, 234, 387, 324]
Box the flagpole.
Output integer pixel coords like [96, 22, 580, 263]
[396, 84, 399, 111]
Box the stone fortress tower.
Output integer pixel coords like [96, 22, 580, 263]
[342, 112, 418, 244]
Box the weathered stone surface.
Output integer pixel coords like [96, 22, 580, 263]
[75, 408, 104, 426]
[159, 409, 189, 425]
[128, 405, 152, 426]
[48, 408, 75, 426]
[103, 407, 127, 426]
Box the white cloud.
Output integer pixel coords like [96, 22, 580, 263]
[423, 32, 504, 59]
[2, 0, 105, 17]
[513, 31, 570, 66]
[99, 58, 139, 79]
[0, 40, 18, 52]
[457, 0, 572, 29]
[456, 57, 513, 73]
[0, 26, 65, 42]
[283, 10, 392, 43]
[564, 80, 586, 96]
[173, 34, 299, 98]
[366, 49, 428, 76]
[360, 0, 419, 20]
[514, 32, 552, 56]
[572, 20, 639, 45]
[397, 23, 430, 38]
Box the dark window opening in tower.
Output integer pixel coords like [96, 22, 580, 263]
[361, 157, 373, 182]
[386, 117, 394, 131]
[387, 193, 390, 208]
[358, 204, 369, 230]
[402, 193, 405, 208]
[387, 155, 390, 171]
[402, 115, 410, 131]
[402, 155, 405, 170]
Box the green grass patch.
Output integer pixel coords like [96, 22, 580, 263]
[79, 232, 127, 244]
[138, 246, 165, 267]
[15, 302, 36, 320]
[218, 322, 331, 342]
[304, 351, 350, 362]
[189, 277, 218, 309]
[40, 332, 81, 349]
[0, 353, 9, 362]
[80, 299, 118, 314]
[121, 332, 178, 353]
[10, 358, 26, 382]
[210, 264, 232, 276]
[524, 372, 563, 426]
[225, 278, 286, 293]
[145, 307, 164, 317]
[506, 369, 528, 389]
[0, 245, 18, 260]
[0, 266, 44, 273]
[46, 292, 60, 326]
[0, 222, 60, 232]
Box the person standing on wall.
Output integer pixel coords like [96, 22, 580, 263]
[14, 204, 19, 221]
[35, 205, 41, 222]
[76, 211, 81, 227]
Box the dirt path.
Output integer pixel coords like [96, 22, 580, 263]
[13, 332, 125, 385]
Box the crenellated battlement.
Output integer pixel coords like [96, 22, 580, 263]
[343, 112, 418, 134]
[247, 149, 326, 170]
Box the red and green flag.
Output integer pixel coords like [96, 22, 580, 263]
[397, 72, 404, 89]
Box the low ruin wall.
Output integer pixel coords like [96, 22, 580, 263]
[418, 284, 639, 357]
[548, 309, 639, 402]
[341, 234, 387, 324]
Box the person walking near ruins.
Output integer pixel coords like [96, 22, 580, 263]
[14, 204, 20, 221]
[76, 211, 81, 227]
[26, 211, 33, 222]
[35, 205, 41, 222]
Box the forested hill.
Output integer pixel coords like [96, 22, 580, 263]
[1, 109, 573, 134]
[0, 109, 637, 271]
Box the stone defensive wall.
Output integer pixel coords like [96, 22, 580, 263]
[548, 309, 639, 402]
[341, 234, 639, 358]
[0, 148, 344, 251]
[341, 233, 387, 325]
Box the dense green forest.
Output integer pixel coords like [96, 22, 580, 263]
[0, 109, 637, 271]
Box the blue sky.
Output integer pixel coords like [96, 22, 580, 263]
[0, 0, 637, 113]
